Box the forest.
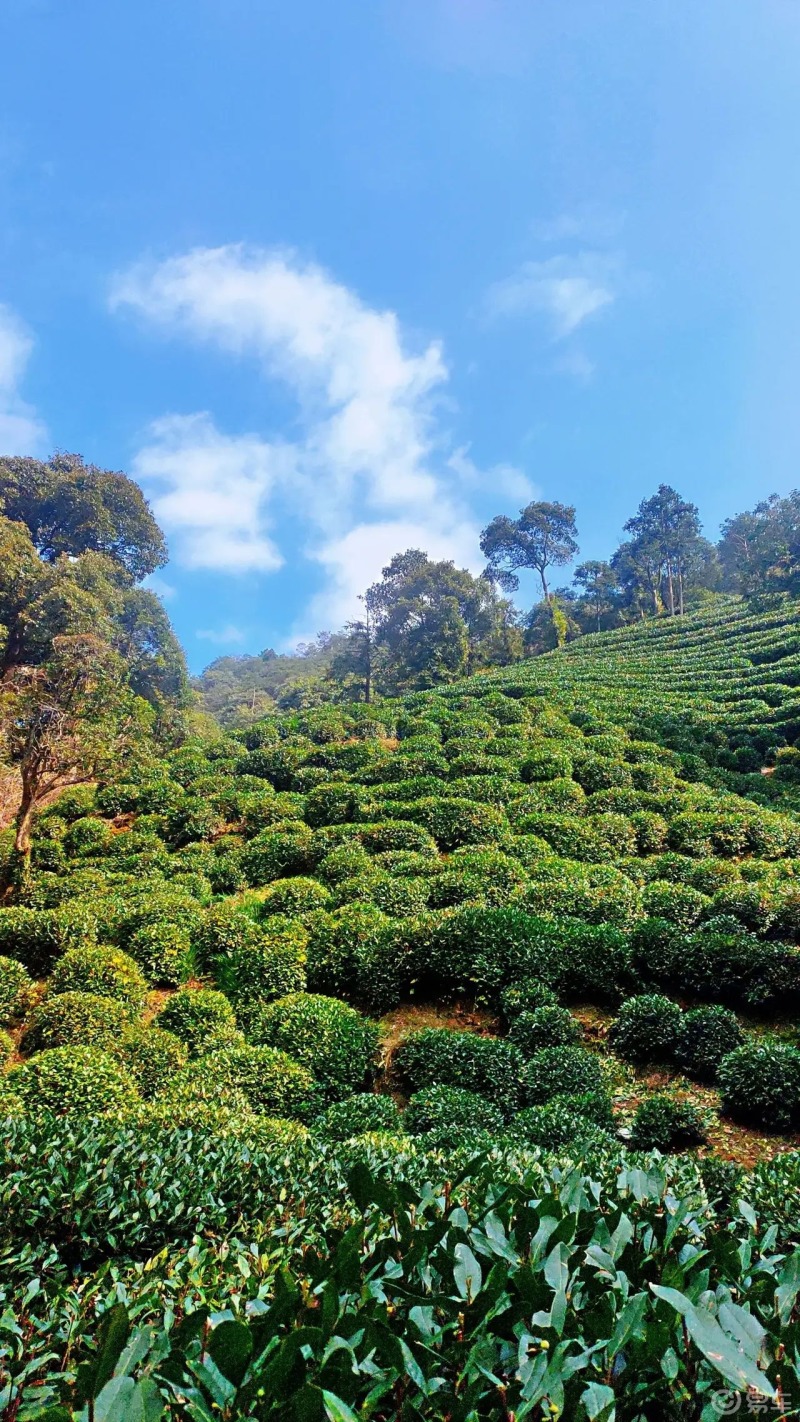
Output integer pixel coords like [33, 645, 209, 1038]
[2, 454, 800, 1419]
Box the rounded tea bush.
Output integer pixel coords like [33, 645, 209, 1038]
[609, 994, 682, 1065]
[500, 979, 559, 1021]
[315, 1093, 403, 1141]
[522, 1046, 604, 1105]
[62, 816, 111, 857]
[508, 1102, 611, 1153]
[247, 992, 379, 1103]
[21, 991, 129, 1054]
[213, 916, 308, 1014]
[179, 1042, 320, 1120]
[718, 1040, 800, 1131]
[394, 1028, 524, 1119]
[127, 921, 192, 987]
[257, 877, 331, 917]
[49, 944, 148, 1015]
[156, 987, 240, 1058]
[9, 1044, 139, 1118]
[405, 1084, 504, 1139]
[117, 1025, 188, 1098]
[674, 1005, 744, 1083]
[509, 1006, 582, 1056]
[629, 1096, 707, 1153]
[0, 956, 34, 1026]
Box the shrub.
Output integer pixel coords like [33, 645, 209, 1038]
[316, 845, 374, 885]
[50, 785, 98, 822]
[509, 1006, 581, 1056]
[315, 1093, 403, 1141]
[21, 991, 129, 1053]
[241, 824, 313, 885]
[156, 988, 240, 1058]
[412, 798, 509, 851]
[520, 748, 573, 783]
[256, 877, 331, 917]
[127, 921, 192, 987]
[393, 1028, 523, 1119]
[0, 1028, 13, 1067]
[214, 916, 308, 1017]
[333, 873, 428, 920]
[0, 956, 34, 1026]
[165, 798, 222, 847]
[718, 1040, 800, 1131]
[500, 979, 559, 1021]
[303, 782, 366, 828]
[305, 906, 405, 1012]
[0, 1077, 22, 1117]
[62, 816, 112, 857]
[8, 1045, 139, 1118]
[674, 1006, 744, 1083]
[0, 901, 98, 976]
[641, 881, 709, 928]
[117, 1025, 188, 1098]
[405, 1084, 504, 1139]
[609, 994, 682, 1064]
[507, 1102, 611, 1153]
[247, 992, 379, 1103]
[49, 945, 148, 1014]
[629, 1096, 707, 1152]
[521, 1045, 604, 1105]
[176, 1043, 320, 1120]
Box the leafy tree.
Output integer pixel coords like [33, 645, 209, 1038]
[571, 560, 620, 632]
[719, 491, 800, 597]
[0, 635, 151, 876]
[621, 485, 706, 616]
[480, 501, 579, 603]
[0, 453, 167, 580]
[326, 610, 377, 703]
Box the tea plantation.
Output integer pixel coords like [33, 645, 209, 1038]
[3, 597, 800, 1418]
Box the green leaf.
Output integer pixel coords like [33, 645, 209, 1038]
[206, 1319, 253, 1389]
[776, 1249, 800, 1326]
[322, 1390, 360, 1422]
[650, 1285, 774, 1397]
[581, 1380, 616, 1420]
[81, 1303, 131, 1403]
[607, 1293, 648, 1358]
[453, 1242, 483, 1301]
[92, 1376, 165, 1422]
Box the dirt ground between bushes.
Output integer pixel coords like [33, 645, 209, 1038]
[378, 998, 800, 1169]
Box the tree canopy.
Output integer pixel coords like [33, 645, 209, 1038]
[480, 501, 579, 602]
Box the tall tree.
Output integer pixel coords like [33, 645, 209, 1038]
[0, 635, 151, 878]
[480, 501, 579, 603]
[719, 491, 800, 597]
[0, 453, 168, 580]
[571, 560, 620, 632]
[623, 485, 704, 615]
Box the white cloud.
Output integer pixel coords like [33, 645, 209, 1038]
[113, 245, 502, 624]
[196, 624, 247, 646]
[131, 412, 287, 574]
[448, 445, 538, 506]
[0, 303, 47, 453]
[485, 253, 618, 338]
[144, 573, 177, 601]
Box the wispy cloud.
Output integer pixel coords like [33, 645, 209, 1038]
[0, 303, 47, 453]
[485, 253, 618, 338]
[196, 623, 247, 646]
[111, 244, 519, 625]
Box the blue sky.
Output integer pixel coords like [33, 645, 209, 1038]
[2, 0, 800, 670]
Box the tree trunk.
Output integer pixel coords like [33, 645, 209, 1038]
[665, 560, 675, 615]
[678, 566, 685, 616]
[1, 791, 34, 899]
[540, 568, 550, 603]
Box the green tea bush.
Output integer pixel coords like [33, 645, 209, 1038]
[499, 979, 559, 1020]
[405, 1084, 504, 1139]
[164, 797, 222, 847]
[156, 988, 240, 1058]
[520, 747, 573, 782]
[49, 945, 147, 1014]
[247, 992, 379, 1102]
[214, 915, 308, 1014]
[333, 873, 428, 920]
[674, 1005, 744, 1082]
[21, 991, 129, 1053]
[394, 1028, 523, 1118]
[9, 1044, 139, 1118]
[241, 824, 313, 885]
[718, 1039, 800, 1131]
[256, 876, 331, 917]
[175, 1042, 320, 1119]
[0, 1028, 13, 1067]
[0, 901, 98, 975]
[62, 816, 112, 857]
[127, 921, 192, 987]
[509, 1005, 582, 1055]
[507, 1102, 611, 1152]
[49, 785, 98, 822]
[117, 1025, 188, 1098]
[641, 880, 709, 928]
[609, 994, 682, 1064]
[521, 1045, 604, 1105]
[305, 906, 404, 1011]
[629, 1096, 707, 1152]
[316, 844, 374, 885]
[410, 797, 510, 850]
[0, 956, 34, 1025]
[315, 1093, 403, 1141]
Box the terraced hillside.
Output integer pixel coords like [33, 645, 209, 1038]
[3, 597, 800, 1415]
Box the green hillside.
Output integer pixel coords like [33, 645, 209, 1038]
[3, 598, 800, 1414]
